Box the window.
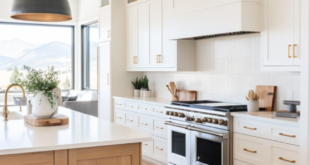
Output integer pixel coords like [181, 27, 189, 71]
[82, 21, 99, 90]
[0, 22, 75, 93]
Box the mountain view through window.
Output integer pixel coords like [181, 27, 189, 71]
[0, 23, 74, 93]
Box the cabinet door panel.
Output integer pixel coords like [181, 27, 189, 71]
[150, 0, 162, 66]
[127, 6, 138, 68]
[97, 156, 132, 165]
[99, 8, 111, 42]
[262, 0, 294, 66]
[0, 151, 54, 165]
[293, 0, 300, 66]
[137, 2, 150, 67]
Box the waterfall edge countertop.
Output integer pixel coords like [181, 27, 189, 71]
[0, 106, 152, 156]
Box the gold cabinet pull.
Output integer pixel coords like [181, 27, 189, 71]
[115, 103, 122, 106]
[279, 133, 296, 138]
[156, 55, 159, 63]
[107, 30, 111, 38]
[293, 44, 297, 58]
[156, 126, 163, 130]
[127, 119, 133, 122]
[141, 123, 148, 126]
[133, 56, 138, 64]
[156, 147, 163, 151]
[158, 55, 162, 63]
[140, 107, 147, 110]
[156, 111, 163, 114]
[243, 148, 257, 153]
[144, 143, 148, 146]
[116, 117, 122, 119]
[288, 45, 292, 58]
[243, 126, 257, 130]
[279, 157, 296, 163]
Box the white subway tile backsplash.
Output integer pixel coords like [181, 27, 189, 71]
[144, 33, 300, 111]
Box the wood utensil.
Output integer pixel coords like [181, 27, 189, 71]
[255, 86, 277, 111]
[246, 90, 259, 101]
[176, 90, 197, 101]
[25, 114, 69, 127]
[169, 82, 178, 101]
[166, 85, 172, 94]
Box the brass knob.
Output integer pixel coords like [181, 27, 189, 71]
[196, 118, 203, 123]
[166, 111, 170, 115]
[219, 119, 227, 125]
[212, 119, 218, 124]
[174, 112, 179, 116]
[186, 117, 193, 121]
[178, 113, 185, 117]
[205, 118, 212, 123]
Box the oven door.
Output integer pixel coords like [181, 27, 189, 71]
[189, 126, 229, 165]
[166, 121, 191, 165]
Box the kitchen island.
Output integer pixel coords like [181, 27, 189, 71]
[0, 106, 152, 165]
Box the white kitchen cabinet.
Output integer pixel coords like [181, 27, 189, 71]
[99, 7, 111, 42]
[99, 0, 110, 8]
[261, 0, 301, 71]
[126, 0, 196, 71]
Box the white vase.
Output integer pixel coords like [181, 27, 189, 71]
[32, 91, 58, 119]
[143, 90, 152, 98]
[134, 89, 140, 97]
[140, 90, 144, 97]
[247, 101, 259, 112]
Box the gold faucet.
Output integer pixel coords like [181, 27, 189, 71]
[3, 84, 25, 121]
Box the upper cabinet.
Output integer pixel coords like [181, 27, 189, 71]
[261, 0, 301, 71]
[126, 0, 196, 71]
[99, 7, 111, 42]
[100, 0, 110, 8]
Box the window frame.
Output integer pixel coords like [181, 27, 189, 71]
[0, 21, 75, 93]
[81, 20, 98, 91]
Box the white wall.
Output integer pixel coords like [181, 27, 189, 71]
[77, 0, 99, 22]
[144, 33, 301, 111]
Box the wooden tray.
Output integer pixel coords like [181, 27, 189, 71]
[25, 114, 69, 127]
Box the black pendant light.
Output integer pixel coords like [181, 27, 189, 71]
[11, 0, 72, 22]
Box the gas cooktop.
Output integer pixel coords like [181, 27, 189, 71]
[171, 100, 248, 112]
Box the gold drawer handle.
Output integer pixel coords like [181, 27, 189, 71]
[279, 133, 296, 138]
[141, 123, 148, 126]
[288, 45, 292, 58]
[243, 148, 257, 153]
[127, 119, 133, 122]
[144, 144, 148, 146]
[115, 103, 122, 106]
[127, 105, 133, 108]
[156, 126, 163, 130]
[156, 147, 163, 151]
[140, 107, 147, 110]
[156, 111, 163, 113]
[243, 126, 257, 130]
[117, 117, 122, 119]
[293, 44, 297, 58]
[279, 157, 296, 163]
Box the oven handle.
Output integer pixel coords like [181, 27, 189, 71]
[188, 126, 228, 139]
[165, 121, 189, 129]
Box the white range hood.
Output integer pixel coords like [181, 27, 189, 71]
[163, 0, 261, 40]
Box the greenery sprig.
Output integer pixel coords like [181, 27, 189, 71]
[131, 77, 142, 90]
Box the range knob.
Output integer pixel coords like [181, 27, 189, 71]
[196, 118, 203, 123]
[219, 119, 227, 126]
[174, 112, 179, 116]
[169, 112, 174, 116]
[178, 113, 185, 117]
[166, 111, 170, 115]
[186, 117, 194, 121]
[206, 118, 213, 123]
[212, 119, 219, 124]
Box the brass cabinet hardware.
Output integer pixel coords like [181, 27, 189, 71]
[279, 133, 296, 138]
[144, 144, 148, 146]
[293, 44, 297, 58]
[288, 45, 292, 58]
[116, 117, 122, 119]
[107, 30, 111, 38]
[156, 111, 163, 113]
[115, 103, 122, 106]
[127, 119, 133, 122]
[133, 56, 138, 64]
[156, 126, 163, 130]
[140, 107, 147, 110]
[156, 147, 163, 151]
[243, 126, 257, 130]
[279, 157, 296, 163]
[141, 123, 148, 126]
[156, 55, 159, 63]
[158, 54, 162, 63]
[243, 148, 257, 153]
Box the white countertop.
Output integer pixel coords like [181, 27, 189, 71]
[113, 96, 171, 106]
[231, 111, 299, 127]
[0, 106, 152, 156]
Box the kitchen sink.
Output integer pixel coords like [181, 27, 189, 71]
[0, 111, 24, 120]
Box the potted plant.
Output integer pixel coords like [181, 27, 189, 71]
[16, 66, 62, 119]
[246, 90, 260, 112]
[131, 77, 141, 97]
[141, 76, 151, 98]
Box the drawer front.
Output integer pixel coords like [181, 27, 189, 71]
[270, 126, 299, 145]
[142, 140, 153, 156]
[139, 115, 153, 133]
[153, 117, 167, 138]
[153, 136, 167, 163]
[234, 118, 267, 139]
[114, 100, 125, 109]
[153, 106, 167, 118]
[234, 133, 268, 165]
[233, 159, 254, 165]
[125, 113, 139, 128]
[270, 141, 299, 165]
[137, 103, 153, 114]
[114, 110, 126, 125]
[125, 101, 138, 111]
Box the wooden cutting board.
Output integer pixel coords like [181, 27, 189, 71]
[256, 86, 277, 111]
[176, 89, 197, 101]
[25, 114, 69, 127]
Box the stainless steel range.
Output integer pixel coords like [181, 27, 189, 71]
[165, 100, 247, 165]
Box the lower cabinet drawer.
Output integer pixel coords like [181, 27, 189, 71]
[152, 117, 167, 138]
[153, 136, 167, 163]
[139, 116, 153, 133]
[137, 103, 153, 114]
[142, 140, 153, 156]
[270, 141, 299, 165]
[153, 106, 167, 118]
[114, 110, 126, 125]
[233, 159, 254, 165]
[125, 113, 139, 128]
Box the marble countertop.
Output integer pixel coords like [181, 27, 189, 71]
[231, 111, 299, 127]
[113, 96, 171, 106]
[0, 106, 152, 156]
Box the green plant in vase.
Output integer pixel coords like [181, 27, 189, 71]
[132, 77, 142, 97]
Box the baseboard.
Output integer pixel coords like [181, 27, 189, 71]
[142, 155, 167, 165]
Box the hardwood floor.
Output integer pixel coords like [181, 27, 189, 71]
[142, 160, 156, 165]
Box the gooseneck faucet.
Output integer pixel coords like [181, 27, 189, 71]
[3, 84, 25, 121]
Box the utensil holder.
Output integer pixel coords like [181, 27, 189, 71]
[134, 89, 140, 97]
[143, 91, 152, 98]
[247, 101, 259, 112]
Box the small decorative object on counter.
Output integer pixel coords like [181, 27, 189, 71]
[141, 76, 151, 98]
[246, 90, 260, 112]
[166, 82, 178, 101]
[27, 101, 32, 115]
[15, 66, 62, 119]
[131, 77, 142, 97]
[283, 100, 300, 113]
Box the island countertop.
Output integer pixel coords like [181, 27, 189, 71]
[0, 106, 152, 156]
